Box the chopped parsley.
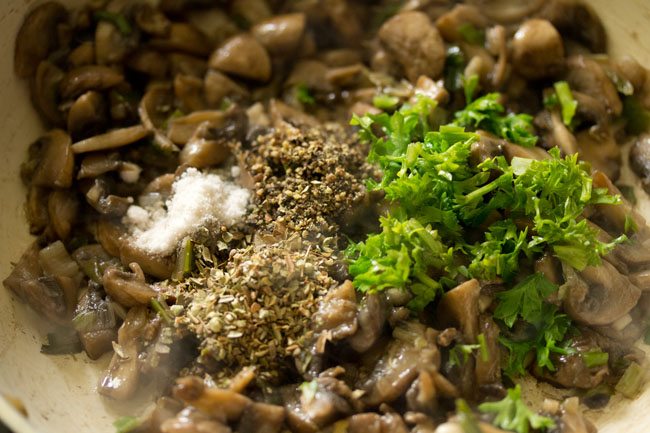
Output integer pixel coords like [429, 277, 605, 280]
[296, 84, 315, 106]
[458, 23, 485, 46]
[113, 416, 140, 433]
[479, 385, 556, 433]
[553, 81, 578, 127]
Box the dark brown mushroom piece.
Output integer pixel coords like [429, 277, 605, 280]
[614, 56, 648, 93]
[590, 170, 647, 236]
[169, 53, 208, 78]
[74, 284, 118, 360]
[285, 374, 358, 433]
[323, 0, 363, 47]
[475, 314, 501, 388]
[167, 109, 239, 145]
[103, 263, 158, 308]
[209, 34, 272, 82]
[59, 65, 124, 100]
[537, 0, 607, 53]
[630, 133, 650, 194]
[347, 293, 387, 353]
[186, 7, 239, 48]
[512, 19, 565, 80]
[127, 49, 169, 79]
[285, 60, 333, 94]
[435, 5, 488, 43]
[133, 3, 171, 37]
[251, 13, 307, 56]
[231, 0, 272, 25]
[71, 124, 150, 154]
[67, 42, 95, 68]
[436, 279, 480, 342]
[471, 131, 505, 166]
[77, 152, 121, 179]
[67, 91, 107, 140]
[236, 402, 286, 433]
[149, 23, 211, 57]
[204, 70, 249, 108]
[406, 370, 438, 416]
[99, 306, 149, 400]
[85, 178, 133, 217]
[96, 217, 127, 258]
[359, 321, 440, 407]
[174, 74, 206, 113]
[160, 407, 233, 433]
[348, 413, 409, 433]
[47, 189, 79, 241]
[120, 241, 175, 280]
[14, 2, 68, 78]
[138, 83, 178, 152]
[565, 55, 622, 117]
[95, 19, 137, 66]
[313, 280, 358, 344]
[173, 376, 252, 424]
[559, 397, 598, 433]
[32, 129, 74, 189]
[31, 61, 66, 126]
[179, 123, 232, 169]
[562, 262, 641, 326]
[25, 186, 50, 235]
[575, 129, 621, 181]
[72, 244, 120, 284]
[378, 11, 446, 82]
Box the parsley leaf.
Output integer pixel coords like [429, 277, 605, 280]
[453, 93, 538, 147]
[296, 84, 315, 105]
[494, 273, 558, 328]
[479, 385, 556, 433]
[553, 81, 578, 127]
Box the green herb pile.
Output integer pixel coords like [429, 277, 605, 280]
[346, 93, 626, 375]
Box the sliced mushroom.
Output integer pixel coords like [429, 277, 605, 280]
[67, 42, 95, 68]
[47, 189, 79, 241]
[475, 314, 501, 387]
[537, 0, 607, 53]
[435, 5, 488, 43]
[14, 2, 68, 78]
[127, 49, 169, 79]
[99, 306, 148, 400]
[413, 76, 449, 105]
[236, 402, 286, 433]
[95, 19, 137, 66]
[77, 152, 121, 179]
[31, 61, 65, 126]
[565, 55, 622, 117]
[347, 293, 387, 353]
[174, 74, 206, 113]
[231, 0, 272, 25]
[629, 133, 650, 194]
[59, 65, 124, 100]
[149, 23, 211, 57]
[575, 129, 620, 181]
[169, 53, 208, 78]
[512, 19, 565, 80]
[285, 60, 333, 93]
[591, 171, 646, 236]
[71, 124, 150, 153]
[26, 186, 50, 235]
[209, 34, 272, 82]
[436, 279, 480, 342]
[133, 3, 171, 37]
[167, 110, 232, 145]
[103, 263, 158, 308]
[204, 70, 249, 108]
[186, 7, 239, 47]
[67, 91, 107, 140]
[251, 13, 307, 55]
[323, 0, 363, 46]
[120, 241, 175, 280]
[96, 218, 127, 258]
[138, 83, 178, 152]
[562, 261, 641, 326]
[179, 136, 231, 169]
[173, 376, 252, 423]
[314, 280, 358, 343]
[85, 178, 133, 217]
[33, 129, 74, 188]
[379, 11, 446, 82]
[74, 285, 118, 360]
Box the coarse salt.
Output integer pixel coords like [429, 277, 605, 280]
[124, 168, 250, 255]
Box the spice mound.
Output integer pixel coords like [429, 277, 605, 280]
[172, 234, 338, 385]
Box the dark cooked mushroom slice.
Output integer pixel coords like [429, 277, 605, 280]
[236, 402, 285, 433]
[26, 186, 50, 235]
[133, 3, 171, 37]
[179, 136, 231, 168]
[630, 133, 650, 193]
[96, 217, 127, 258]
[174, 74, 206, 113]
[173, 376, 252, 423]
[126, 49, 169, 79]
[95, 19, 138, 66]
[565, 55, 622, 117]
[209, 34, 272, 82]
[511, 19, 565, 80]
[74, 285, 117, 360]
[77, 152, 121, 179]
[537, 0, 607, 53]
[103, 263, 158, 308]
[436, 279, 480, 342]
[138, 83, 178, 152]
[406, 370, 438, 416]
[313, 280, 358, 342]
[169, 53, 208, 78]
[67, 91, 107, 140]
[47, 189, 79, 240]
[475, 314, 501, 387]
[71, 124, 150, 153]
[435, 4, 488, 43]
[167, 110, 236, 145]
[59, 65, 124, 100]
[562, 262, 641, 326]
[378, 11, 446, 82]
[99, 306, 149, 400]
[231, 0, 272, 25]
[32, 129, 74, 189]
[120, 241, 175, 280]
[359, 321, 440, 407]
[85, 178, 133, 216]
[347, 293, 387, 353]
[14, 2, 68, 78]
[590, 170, 646, 236]
[251, 13, 307, 55]
[575, 129, 621, 182]
[31, 61, 66, 126]
[149, 23, 211, 57]
[67, 42, 95, 68]
[204, 70, 249, 108]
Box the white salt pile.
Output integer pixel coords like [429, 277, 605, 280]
[124, 168, 250, 255]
